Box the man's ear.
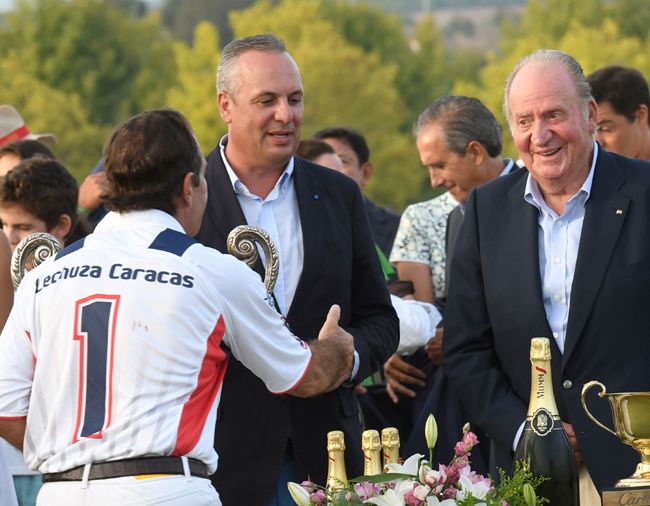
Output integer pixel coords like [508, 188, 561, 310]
[360, 161, 374, 187]
[218, 91, 233, 123]
[466, 140, 486, 167]
[634, 104, 648, 126]
[51, 214, 72, 244]
[180, 172, 196, 208]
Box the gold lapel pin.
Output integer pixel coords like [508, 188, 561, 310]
[615, 209, 623, 215]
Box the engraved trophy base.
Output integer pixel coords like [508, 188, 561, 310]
[616, 461, 650, 488]
[602, 486, 650, 506]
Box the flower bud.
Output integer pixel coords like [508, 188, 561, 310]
[523, 483, 537, 506]
[288, 481, 311, 506]
[425, 414, 438, 450]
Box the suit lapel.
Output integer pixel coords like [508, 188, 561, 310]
[203, 148, 265, 277]
[505, 175, 555, 343]
[563, 151, 628, 366]
[286, 159, 325, 321]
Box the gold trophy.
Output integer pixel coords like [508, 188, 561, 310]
[11, 232, 61, 288]
[581, 381, 650, 488]
[227, 225, 279, 295]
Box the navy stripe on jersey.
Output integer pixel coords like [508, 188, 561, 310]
[149, 228, 196, 257]
[55, 238, 85, 260]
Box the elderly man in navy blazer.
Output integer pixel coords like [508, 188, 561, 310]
[195, 34, 398, 506]
[443, 49, 650, 505]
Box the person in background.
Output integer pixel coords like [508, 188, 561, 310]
[0, 158, 88, 251]
[0, 105, 56, 147]
[77, 159, 109, 229]
[587, 65, 650, 161]
[0, 153, 78, 506]
[0, 140, 55, 177]
[314, 127, 400, 259]
[296, 139, 344, 173]
[0, 230, 16, 506]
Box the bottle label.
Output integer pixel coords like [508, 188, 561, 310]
[531, 407, 554, 436]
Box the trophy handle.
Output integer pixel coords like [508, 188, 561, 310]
[11, 232, 62, 289]
[581, 380, 617, 437]
[226, 225, 279, 295]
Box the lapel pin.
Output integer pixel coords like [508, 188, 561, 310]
[313, 193, 320, 200]
[615, 209, 623, 215]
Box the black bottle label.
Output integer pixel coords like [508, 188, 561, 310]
[531, 407, 554, 436]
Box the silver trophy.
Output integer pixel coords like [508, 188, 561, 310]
[226, 225, 279, 295]
[11, 232, 61, 289]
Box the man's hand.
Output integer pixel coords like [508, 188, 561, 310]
[424, 328, 444, 365]
[562, 422, 583, 465]
[78, 171, 108, 213]
[384, 353, 426, 403]
[290, 305, 355, 397]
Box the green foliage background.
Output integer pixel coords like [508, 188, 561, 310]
[1, 0, 648, 211]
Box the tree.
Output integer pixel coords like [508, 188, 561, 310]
[1, 51, 108, 180]
[161, 0, 260, 46]
[0, 0, 177, 125]
[166, 21, 225, 154]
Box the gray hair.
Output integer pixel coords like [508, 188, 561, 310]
[414, 95, 503, 158]
[216, 33, 287, 96]
[503, 49, 592, 126]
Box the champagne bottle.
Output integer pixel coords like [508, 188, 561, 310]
[514, 337, 579, 506]
[362, 430, 382, 476]
[381, 427, 400, 471]
[326, 431, 348, 493]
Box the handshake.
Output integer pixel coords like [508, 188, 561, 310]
[288, 304, 356, 397]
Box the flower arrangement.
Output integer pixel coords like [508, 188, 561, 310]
[288, 415, 546, 506]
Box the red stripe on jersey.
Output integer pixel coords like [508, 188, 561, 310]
[172, 315, 227, 456]
[0, 416, 27, 420]
[25, 330, 36, 365]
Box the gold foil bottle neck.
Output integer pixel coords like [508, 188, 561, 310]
[362, 430, 381, 452]
[327, 430, 346, 452]
[530, 337, 551, 361]
[381, 427, 400, 448]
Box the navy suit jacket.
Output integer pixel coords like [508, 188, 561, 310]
[196, 148, 399, 505]
[364, 197, 400, 258]
[443, 148, 650, 491]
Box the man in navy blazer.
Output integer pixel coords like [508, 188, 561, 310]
[443, 49, 650, 502]
[195, 34, 398, 505]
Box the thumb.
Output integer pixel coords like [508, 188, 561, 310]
[318, 304, 341, 340]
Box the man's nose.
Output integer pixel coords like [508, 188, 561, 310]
[429, 171, 444, 188]
[531, 120, 552, 145]
[274, 98, 294, 123]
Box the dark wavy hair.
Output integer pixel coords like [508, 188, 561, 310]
[103, 109, 202, 214]
[0, 157, 78, 232]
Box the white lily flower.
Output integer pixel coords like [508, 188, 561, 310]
[456, 474, 491, 500]
[364, 488, 406, 506]
[385, 453, 423, 476]
[287, 481, 311, 506]
[425, 497, 458, 505]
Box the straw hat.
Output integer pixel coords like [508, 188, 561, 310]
[0, 105, 57, 146]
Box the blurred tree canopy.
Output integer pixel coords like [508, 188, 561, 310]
[0, 0, 177, 178]
[1, 0, 648, 209]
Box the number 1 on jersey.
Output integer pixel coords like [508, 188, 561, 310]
[72, 294, 120, 443]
